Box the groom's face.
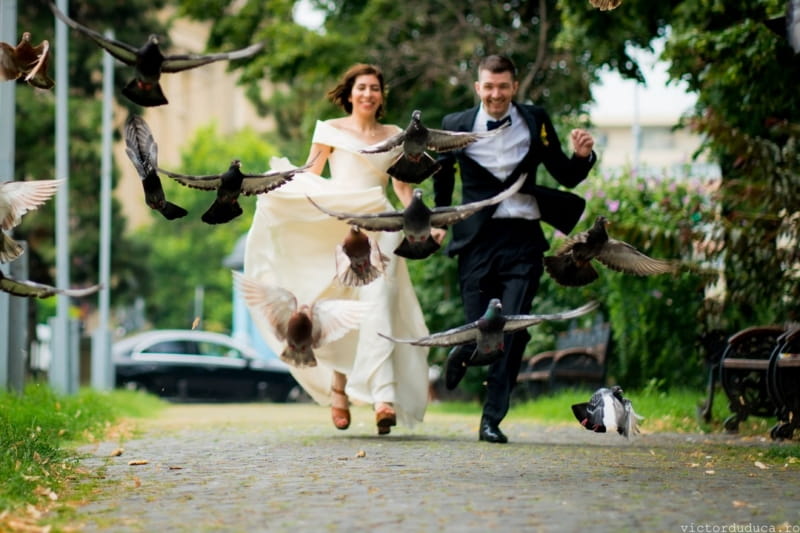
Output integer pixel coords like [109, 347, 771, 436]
[474, 69, 518, 120]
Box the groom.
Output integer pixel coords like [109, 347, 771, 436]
[431, 54, 596, 443]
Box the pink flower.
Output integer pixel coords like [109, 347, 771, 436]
[606, 199, 620, 213]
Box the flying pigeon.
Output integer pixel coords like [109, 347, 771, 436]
[571, 386, 643, 438]
[49, 1, 264, 107]
[0, 32, 54, 89]
[308, 173, 526, 260]
[544, 215, 677, 287]
[359, 109, 511, 183]
[588, 0, 623, 11]
[1, 178, 62, 263]
[234, 272, 370, 368]
[335, 226, 389, 287]
[0, 270, 101, 299]
[123, 115, 188, 221]
[159, 157, 312, 225]
[379, 299, 599, 367]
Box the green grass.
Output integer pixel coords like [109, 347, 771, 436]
[0, 383, 163, 516]
[431, 387, 783, 436]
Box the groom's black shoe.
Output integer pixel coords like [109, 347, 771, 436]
[479, 418, 508, 444]
[444, 346, 470, 390]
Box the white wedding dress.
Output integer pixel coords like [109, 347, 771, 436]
[244, 120, 430, 426]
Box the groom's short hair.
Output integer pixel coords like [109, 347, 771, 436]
[478, 55, 517, 80]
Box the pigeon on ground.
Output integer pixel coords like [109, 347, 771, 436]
[571, 386, 643, 438]
[159, 157, 312, 225]
[588, 0, 623, 11]
[123, 115, 188, 221]
[234, 272, 370, 368]
[0, 270, 101, 299]
[0, 178, 62, 263]
[544, 215, 677, 287]
[379, 299, 599, 367]
[359, 109, 510, 183]
[0, 32, 54, 89]
[308, 173, 526, 260]
[335, 226, 389, 287]
[49, 2, 264, 107]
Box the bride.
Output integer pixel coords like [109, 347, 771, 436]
[244, 63, 430, 435]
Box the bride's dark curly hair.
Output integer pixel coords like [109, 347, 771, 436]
[327, 63, 386, 119]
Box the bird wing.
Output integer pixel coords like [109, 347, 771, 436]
[0, 272, 100, 299]
[428, 173, 526, 227]
[595, 239, 677, 276]
[378, 321, 479, 347]
[425, 121, 510, 153]
[158, 167, 222, 191]
[233, 272, 297, 341]
[160, 42, 264, 72]
[239, 159, 313, 196]
[0, 42, 21, 80]
[22, 39, 54, 89]
[0, 179, 62, 230]
[124, 115, 159, 181]
[310, 298, 370, 347]
[49, 2, 139, 64]
[502, 300, 600, 332]
[306, 196, 404, 231]
[359, 131, 407, 154]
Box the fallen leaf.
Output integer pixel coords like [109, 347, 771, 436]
[687, 463, 700, 468]
[355, 450, 366, 458]
[754, 461, 768, 470]
[109, 448, 124, 457]
[132, 476, 141, 488]
[705, 470, 715, 475]
[732, 500, 749, 508]
[127, 459, 149, 466]
[168, 465, 183, 470]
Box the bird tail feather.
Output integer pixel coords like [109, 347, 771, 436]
[159, 202, 189, 220]
[394, 237, 440, 260]
[201, 200, 243, 224]
[544, 255, 599, 286]
[387, 154, 440, 184]
[0, 233, 24, 263]
[122, 80, 168, 107]
[280, 346, 317, 368]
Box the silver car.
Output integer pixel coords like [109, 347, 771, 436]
[113, 329, 301, 402]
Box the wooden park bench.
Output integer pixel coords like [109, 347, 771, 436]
[515, 314, 611, 399]
[699, 324, 799, 440]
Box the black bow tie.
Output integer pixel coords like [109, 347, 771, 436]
[487, 116, 511, 131]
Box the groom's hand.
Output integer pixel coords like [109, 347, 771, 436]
[430, 227, 447, 244]
[570, 129, 595, 158]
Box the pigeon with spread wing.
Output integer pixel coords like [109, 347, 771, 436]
[160, 157, 311, 225]
[49, 1, 263, 107]
[0, 32, 54, 89]
[544, 215, 677, 287]
[308, 173, 526, 260]
[588, 0, 623, 11]
[1, 270, 101, 299]
[571, 386, 643, 439]
[359, 109, 510, 183]
[234, 272, 370, 368]
[335, 226, 389, 287]
[1, 178, 62, 263]
[123, 115, 188, 220]
[379, 299, 599, 367]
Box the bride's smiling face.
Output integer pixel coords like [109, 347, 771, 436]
[348, 74, 383, 117]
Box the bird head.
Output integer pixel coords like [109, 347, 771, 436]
[412, 189, 424, 201]
[147, 34, 160, 46]
[610, 385, 624, 399]
[411, 110, 422, 122]
[484, 298, 503, 318]
[595, 215, 609, 228]
[231, 159, 242, 169]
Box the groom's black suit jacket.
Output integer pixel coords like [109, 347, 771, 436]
[434, 102, 595, 257]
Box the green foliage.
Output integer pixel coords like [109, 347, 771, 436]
[128, 124, 278, 331]
[0, 384, 162, 512]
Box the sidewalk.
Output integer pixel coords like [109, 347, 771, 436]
[75, 404, 799, 533]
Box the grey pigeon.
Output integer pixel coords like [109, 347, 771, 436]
[0, 270, 101, 299]
[49, 1, 264, 107]
[0, 32, 54, 89]
[379, 299, 599, 367]
[123, 115, 188, 221]
[308, 173, 526, 260]
[0, 178, 62, 263]
[335, 226, 389, 287]
[544, 215, 677, 286]
[159, 157, 312, 225]
[571, 386, 643, 438]
[766, 0, 800, 53]
[234, 272, 370, 368]
[359, 109, 510, 183]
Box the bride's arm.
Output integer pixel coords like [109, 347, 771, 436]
[391, 178, 413, 207]
[306, 143, 332, 175]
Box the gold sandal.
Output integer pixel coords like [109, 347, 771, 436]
[375, 403, 396, 435]
[331, 387, 350, 430]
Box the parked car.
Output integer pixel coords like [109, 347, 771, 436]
[113, 329, 301, 403]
